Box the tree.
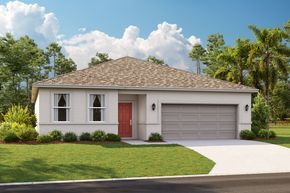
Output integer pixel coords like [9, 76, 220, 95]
[0, 34, 47, 112]
[247, 25, 290, 103]
[201, 34, 226, 76]
[189, 44, 206, 74]
[215, 38, 252, 84]
[270, 81, 290, 121]
[147, 55, 166, 65]
[46, 42, 76, 76]
[284, 20, 290, 42]
[88, 52, 111, 67]
[251, 92, 270, 135]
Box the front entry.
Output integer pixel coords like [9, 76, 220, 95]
[118, 103, 132, 137]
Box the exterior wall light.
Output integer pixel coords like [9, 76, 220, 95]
[245, 104, 249, 111]
[152, 103, 156, 111]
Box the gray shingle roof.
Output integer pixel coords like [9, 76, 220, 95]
[33, 56, 257, 92]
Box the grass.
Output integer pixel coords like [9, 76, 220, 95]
[260, 125, 290, 148]
[0, 142, 215, 183]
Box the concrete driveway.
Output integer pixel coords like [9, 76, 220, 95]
[168, 140, 290, 175]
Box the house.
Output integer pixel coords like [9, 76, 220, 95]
[31, 56, 258, 140]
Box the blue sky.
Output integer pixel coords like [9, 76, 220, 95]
[5, 0, 289, 44]
[0, 0, 289, 69]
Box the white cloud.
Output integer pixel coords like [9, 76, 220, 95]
[0, 1, 59, 46]
[0, 1, 201, 71]
[62, 22, 201, 70]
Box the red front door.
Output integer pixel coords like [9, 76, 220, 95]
[118, 103, 132, 137]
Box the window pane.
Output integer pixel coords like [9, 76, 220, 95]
[90, 94, 102, 107]
[90, 109, 104, 121]
[58, 108, 67, 121]
[54, 94, 69, 107]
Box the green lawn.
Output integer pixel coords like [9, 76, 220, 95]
[260, 125, 290, 148]
[0, 142, 214, 183]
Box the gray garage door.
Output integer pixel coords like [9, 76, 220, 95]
[161, 104, 237, 140]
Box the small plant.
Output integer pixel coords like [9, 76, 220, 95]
[106, 133, 121, 142]
[49, 130, 63, 141]
[251, 93, 270, 135]
[148, 133, 163, 142]
[79, 132, 92, 141]
[63, 132, 78, 142]
[37, 135, 54, 143]
[240, 130, 256, 140]
[15, 127, 38, 142]
[2, 105, 37, 127]
[258, 129, 277, 139]
[91, 130, 107, 142]
[269, 130, 276, 138]
[0, 130, 19, 143]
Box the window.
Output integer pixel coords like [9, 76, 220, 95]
[89, 94, 105, 121]
[53, 94, 70, 121]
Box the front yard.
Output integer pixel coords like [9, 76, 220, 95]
[0, 142, 214, 183]
[260, 125, 290, 148]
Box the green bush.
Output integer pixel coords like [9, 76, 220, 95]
[91, 130, 107, 142]
[0, 122, 38, 142]
[269, 130, 276, 138]
[79, 132, 92, 141]
[2, 105, 37, 127]
[258, 129, 277, 139]
[148, 133, 163, 142]
[106, 133, 121, 142]
[0, 129, 19, 143]
[252, 93, 270, 135]
[63, 132, 78, 142]
[49, 130, 63, 141]
[240, 130, 256, 140]
[12, 125, 38, 142]
[37, 135, 53, 143]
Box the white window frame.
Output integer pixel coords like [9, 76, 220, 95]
[88, 94, 106, 122]
[53, 93, 71, 122]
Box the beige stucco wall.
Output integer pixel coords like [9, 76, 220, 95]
[144, 91, 252, 140]
[35, 88, 252, 140]
[36, 88, 118, 135]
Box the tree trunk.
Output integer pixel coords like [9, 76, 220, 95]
[265, 53, 270, 104]
[196, 60, 201, 74]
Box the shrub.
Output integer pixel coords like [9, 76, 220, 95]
[12, 125, 38, 142]
[269, 130, 276, 138]
[106, 133, 121, 142]
[148, 133, 163, 142]
[251, 93, 270, 135]
[49, 130, 63, 141]
[240, 130, 256, 140]
[0, 129, 19, 143]
[37, 135, 53, 143]
[91, 130, 107, 142]
[258, 129, 277, 139]
[63, 132, 78, 142]
[2, 105, 37, 127]
[79, 132, 92, 141]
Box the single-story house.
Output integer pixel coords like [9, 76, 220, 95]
[31, 56, 258, 140]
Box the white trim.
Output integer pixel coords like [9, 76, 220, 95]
[87, 93, 106, 123]
[33, 84, 258, 93]
[51, 93, 71, 123]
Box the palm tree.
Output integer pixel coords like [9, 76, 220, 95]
[214, 39, 252, 85]
[247, 25, 290, 103]
[189, 44, 206, 74]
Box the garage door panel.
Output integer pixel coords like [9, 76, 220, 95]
[162, 104, 237, 140]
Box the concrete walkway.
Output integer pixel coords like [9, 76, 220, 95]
[168, 140, 290, 175]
